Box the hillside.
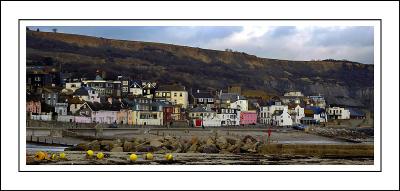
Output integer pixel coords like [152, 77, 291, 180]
[26, 31, 374, 110]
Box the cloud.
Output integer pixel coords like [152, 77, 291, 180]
[202, 26, 374, 64]
[32, 25, 374, 64]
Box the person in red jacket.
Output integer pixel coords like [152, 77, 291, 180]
[267, 127, 272, 144]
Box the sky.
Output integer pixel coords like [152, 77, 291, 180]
[31, 26, 374, 64]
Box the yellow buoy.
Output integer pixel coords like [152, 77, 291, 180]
[97, 152, 104, 159]
[35, 151, 46, 160]
[86, 150, 94, 157]
[145, 153, 153, 160]
[51, 153, 58, 160]
[59, 153, 66, 159]
[165, 154, 173, 161]
[130, 154, 138, 161]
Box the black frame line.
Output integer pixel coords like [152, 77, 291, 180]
[18, 18, 382, 172]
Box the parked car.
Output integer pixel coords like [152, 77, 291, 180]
[108, 123, 118, 128]
[292, 124, 307, 130]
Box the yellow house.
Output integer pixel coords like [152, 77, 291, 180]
[131, 110, 163, 126]
[155, 84, 188, 109]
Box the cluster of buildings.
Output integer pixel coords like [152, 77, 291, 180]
[26, 67, 366, 128]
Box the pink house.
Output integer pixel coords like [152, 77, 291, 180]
[240, 111, 257, 125]
[117, 109, 129, 124]
[27, 100, 41, 114]
[92, 110, 118, 124]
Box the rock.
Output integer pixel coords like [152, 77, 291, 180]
[164, 135, 174, 141]
[242, 135, 257, 143]
[113, 139, 122, 148]
[187, 144, 198, 153]
[227, 143, 241, 154]
[190, 136, 199, 145]
[136, 145, 156, 152]
[88, 140, 101, 151]
[73, 143, 88, 151]
[100, 140, 113, 151]
[198, 144, 220, 153]
[150, 140, 163, 148]
[226, 137, 239, 145]
[240, 142, 257, 153]
[216, 136, 228, 149]
[206, 138, 215, 145]
[181, 141, 191, 153]
[100, 140, 113, 145]
[110, 146, 123, 152]
[123, 141, 134, 152]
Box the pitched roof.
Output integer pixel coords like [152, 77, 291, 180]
[68, 97, 84, 104]
[189, 106, 212, 113]
[157, 84, 186, 91]
[219, 93, 246, 102]
[348, 108, 365, 117]
[304, 106, 325, 114]
[192, 91, 214, 98]
[73, 87, 94, 96]
[129, 81, 142, 88]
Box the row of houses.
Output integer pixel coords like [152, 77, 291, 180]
[27, 72, 365, 127]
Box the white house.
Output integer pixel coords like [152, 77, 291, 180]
[217, 108, 240, 126]
[63, 82, 82, 92]
[199, 111, 221, 127]
[307, 95, 326, 108]
[258, 101, 288, 124]
[73, 87, 100, 103]
[288, 104, 305, 124]
[129, 82, 143, 96]
[284, 91, 304, 97]
[219, 93, 248, 111]
[271, 109, 293, 127]
[326, 107, 350, 120]
[55, 103, 68, 116]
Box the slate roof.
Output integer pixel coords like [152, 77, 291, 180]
[157, 84, 186, 91]
[348, 108, 366, 117]
[219, 93, 246, 102]
[192, 91, 214, 99]
[304, 106, 325, 114]
[189, 106, 212, 113]
[73, 87, 94, 96]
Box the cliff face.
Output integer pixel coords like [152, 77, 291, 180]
[26, 31, 374, 110]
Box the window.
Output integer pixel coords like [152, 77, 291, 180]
[174, 93, 177, 97]
[199, 98, 203, 102]
[180, 93, 183, 97]
[35, 77, 41, 81]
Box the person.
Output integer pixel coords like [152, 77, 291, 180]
[267, 127, 272, 144]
